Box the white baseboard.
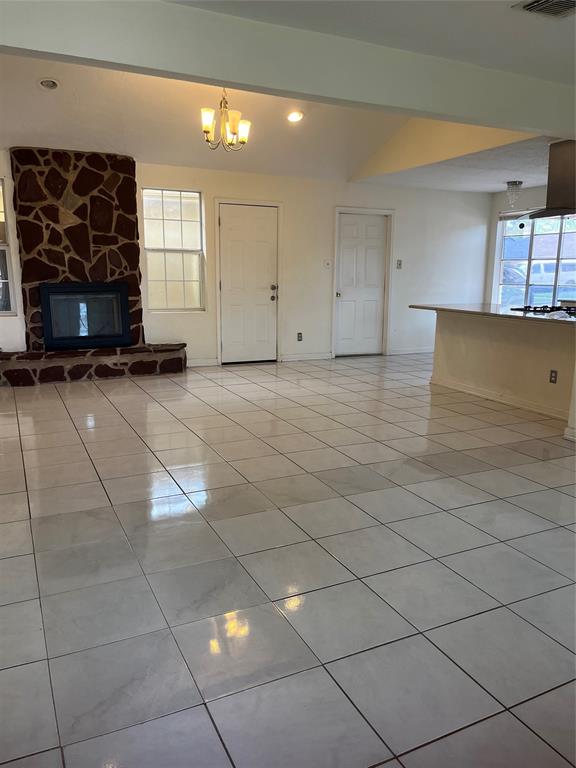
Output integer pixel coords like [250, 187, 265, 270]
[186, 358, 219, 367]
[431, 375, 568, 420]
[564, 426, 575, 442]
[279, 353, 333, 362]
[386, 346, 434, 355]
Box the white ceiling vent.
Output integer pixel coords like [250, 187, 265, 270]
[513, 0, 576, 17]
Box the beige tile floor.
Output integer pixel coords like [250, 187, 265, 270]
[0, 354, 574, 767]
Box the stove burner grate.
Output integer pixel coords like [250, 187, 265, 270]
[510, 305, 576, 315]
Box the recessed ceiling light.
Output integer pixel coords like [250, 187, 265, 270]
[39, 78, 59, 90]
[287, 111, 303, 123]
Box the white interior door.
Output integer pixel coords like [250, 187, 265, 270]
[335, 212, 387, 356]
[220, 204, 278, 363]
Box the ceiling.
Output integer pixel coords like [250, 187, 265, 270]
[184, 0, 575, 84]
[0, 52, 550, 192]
[363, 136, 553, 191]
[0, 53, 406, 182]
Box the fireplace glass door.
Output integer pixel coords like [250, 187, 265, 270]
[40, 282, 132, 350]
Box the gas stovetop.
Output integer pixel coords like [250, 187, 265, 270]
[510, 305, 576, 315]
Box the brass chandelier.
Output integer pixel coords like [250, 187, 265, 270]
[201, 89, 251, 152]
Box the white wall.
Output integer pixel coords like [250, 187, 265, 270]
[0, 154, 491, 360]
[137, 163, 491, 363]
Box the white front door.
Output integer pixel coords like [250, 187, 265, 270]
[335, 212, 387, 356]
[220, 204, 278, 363]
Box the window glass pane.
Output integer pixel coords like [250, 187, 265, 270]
[184, 281, 201, 308]
[184, 252, 201, 281]
[144, 188, 203, 311]
[557, 260, 576, 286]
[557, 285, 576, 301]
[527, 285, 554, 305]
[499, 285, 525, 306]
[147, 251, 165, 281]
[143, 190, 163, 219]
[166, 282, 184, 308]
[148, 281, 167, 309]
[0, 183, 6, 244]
[561, 232, 576, 259]
[500, 260, 527, 284]
[502, 237, 530, 260]
[532, 234, 559, 259]
[0, 250, 9, 281]
[563, 216, 576, 234]
[144, 219, 163, 249]
[0, 281, 11, 312]
[534, 217, 561, 235]
[181, 193, 200, 221]
[164, 220, 182, 249]
[182, 221, 201, 250]
[504, 219, 532, 236]
[162, 190, 181, 220]
[165, 252, 183, 281]
[529, 260, 557, 285]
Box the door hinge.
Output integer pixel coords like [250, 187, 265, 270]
[219, 280, 222, 291]
[218, 216, 221, 227]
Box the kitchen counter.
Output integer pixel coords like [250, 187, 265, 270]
[410, 303, 576, 325]
[410, 303, 575, 421]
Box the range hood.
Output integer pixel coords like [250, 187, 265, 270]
[529, 139, 575, 218]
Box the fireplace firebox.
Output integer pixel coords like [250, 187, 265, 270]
[39, 282, 132, 350]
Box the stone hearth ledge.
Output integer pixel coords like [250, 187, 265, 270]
[0, 343, 186, 386]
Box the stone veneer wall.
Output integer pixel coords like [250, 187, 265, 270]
[10, 147, 144, 351]
[0, 343, 186, 386]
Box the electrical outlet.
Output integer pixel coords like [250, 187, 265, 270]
[549, 370, 558, 384]
[297, 332, 303, 342]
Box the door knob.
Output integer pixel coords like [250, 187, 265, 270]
[270, 284, 277, 290]
[270, 295, 276, 301]
[336, 291, 341, 298]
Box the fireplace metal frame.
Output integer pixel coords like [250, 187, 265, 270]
[39, 281, 132, 350]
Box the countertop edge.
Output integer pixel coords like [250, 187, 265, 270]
[409, 304, 576, 326]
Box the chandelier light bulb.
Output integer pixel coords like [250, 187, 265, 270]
[200, 89, 251, 152]
[287, 111, 304, 123]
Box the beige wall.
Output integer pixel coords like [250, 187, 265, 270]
[137, 163, 491, 363]
[432, 311, 575, 418]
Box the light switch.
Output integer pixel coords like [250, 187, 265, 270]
[396, 259, 403, 270]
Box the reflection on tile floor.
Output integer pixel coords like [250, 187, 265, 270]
[0, 353, 574, 767]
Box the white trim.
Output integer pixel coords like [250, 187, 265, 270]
[279, 352, 333, 362]
[186, 357, 219, 367]
[215, 198, 282, 364]
[564, 426, 575, 442]
[331, 207, 394, 358]
[0, 179, 17, 317]
[430, 374, 568, 420]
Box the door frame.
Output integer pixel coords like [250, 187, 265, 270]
[215, 198, 282, 364]
[331, 207, 394, 358]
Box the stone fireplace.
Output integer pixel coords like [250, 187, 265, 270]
[10, 146, 143, 351]
[0, 147, 185, 385]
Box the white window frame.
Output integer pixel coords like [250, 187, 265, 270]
[0, 179, 16, 316]
[492, 212, 575, 306]
[142, 187, 206, 312]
